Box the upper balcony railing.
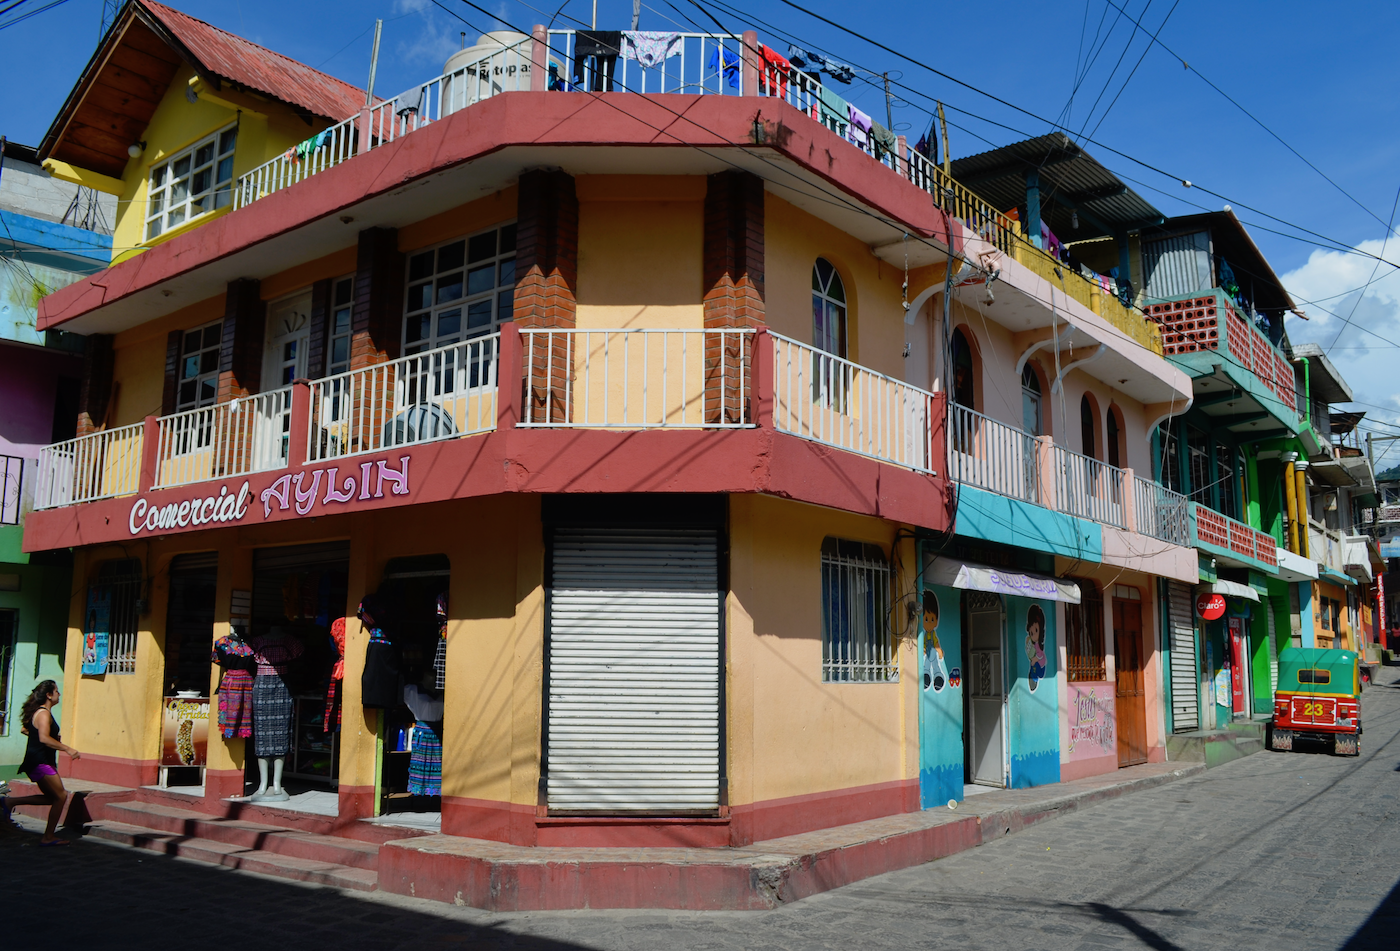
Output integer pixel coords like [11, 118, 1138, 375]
[154, 388, 292, 487]
[1193, 502, 1279, 570]
[34, 422, 143, 510]
[947, 401, 1188, 543]
[223, 27, 1161, 357]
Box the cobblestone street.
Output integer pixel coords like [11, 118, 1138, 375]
[5, 674, 1399, 951]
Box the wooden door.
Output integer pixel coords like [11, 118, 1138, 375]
[1114, 599, 1148, 766]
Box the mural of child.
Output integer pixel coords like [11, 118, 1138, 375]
[922, 589, 949, 692]
[83, 611, 97, 665]
[1025, 603, 1047, 692]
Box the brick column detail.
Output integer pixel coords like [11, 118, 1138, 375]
[305, 278, 333, 380]
[217, 277, 265, 402]
[703, 171, 765, 424]
[75, 333, 114, 436]
[352, 227, 405, 368]
[514, 169, 578, 423]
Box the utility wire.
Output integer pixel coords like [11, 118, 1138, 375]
[1083, 0, 1181, 142]
[1074, 0, 1155, 140]
[1324, 183, 1400, 355]
[0, 0, 67, 30]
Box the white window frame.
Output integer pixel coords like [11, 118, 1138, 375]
[821, 538, 896, 683]
[327, 275, 355, 376]
[402, 222, 517, 355]
[176, 320, 223, 413]
[145, 124, 238, 241]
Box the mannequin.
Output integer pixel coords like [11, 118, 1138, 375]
[211, 627, 257, 741]
[247, 626, 303, 801]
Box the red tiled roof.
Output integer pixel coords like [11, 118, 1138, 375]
[143, 1, 367, 122]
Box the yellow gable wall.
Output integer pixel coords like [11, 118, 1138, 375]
[109, 64, 339, 265]
[728, 494, 918, 805]
[764, 193, 909, 378]
[575, 175, 705, 330]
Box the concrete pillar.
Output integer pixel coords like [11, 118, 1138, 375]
[1025, 170, 1042, 249]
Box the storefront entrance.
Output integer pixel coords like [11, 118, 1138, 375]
[965, 592, 1006, 788]
[1113, 591, 1147, 767]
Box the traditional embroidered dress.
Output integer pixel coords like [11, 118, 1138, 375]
[249, 636, 303, 758]
[324, 617, 346, 733]
[403, 684, 444, 797]
[212, 635, 257, 739]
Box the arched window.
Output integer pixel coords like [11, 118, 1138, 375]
[812, 258, 847, 357]
[1021, 364, 1043, 435]
[1106, 406, 1123, 468]
[1080, 394, 1097, 460]
[951, 328, 975, 410]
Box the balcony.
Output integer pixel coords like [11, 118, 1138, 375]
[226, 28, 1160, 359]
[26, 327, 949, 549]
[1192, 503, 1279, 573]
[945, 402, 1190, 546]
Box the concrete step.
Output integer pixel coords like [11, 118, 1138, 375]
[1166, 722, 1266, 768]
[86, 819, 379, 891]
[103, 800, 381, 870]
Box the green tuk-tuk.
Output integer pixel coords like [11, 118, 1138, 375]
[1269, 647, 1361, 756]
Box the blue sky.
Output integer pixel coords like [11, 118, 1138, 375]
[4, 0, 1400, 453]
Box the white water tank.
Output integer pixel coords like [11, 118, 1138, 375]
[442, 31, 535, 114]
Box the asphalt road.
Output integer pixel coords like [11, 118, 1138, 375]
[4, 672, 1399, 950]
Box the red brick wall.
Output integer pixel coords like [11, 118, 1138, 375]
[351, 227, 405, 368]
[703, 171, 765, 423]
[515, 170, 579, 422]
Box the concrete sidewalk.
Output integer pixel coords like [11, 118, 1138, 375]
[380, 761, 1205, 910]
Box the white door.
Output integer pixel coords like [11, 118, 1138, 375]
[263, 290, 312, 389]
[966, 592, 1006, 787]
[547, 527, 721, 814]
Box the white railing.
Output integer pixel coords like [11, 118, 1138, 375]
[546, 31, 747, 96]
[1134, 475, 1191, 547]
[154, 388, 292, 488]
[34, 423, 144, 510]
[233, 114, 359, 208]
[771, 333, 935, 472]
[519, 328, 753, 428]
[947, 403, 1038, 504]
[368, 40, 535, 145]
[1054, 445, 1125, 529]
[307, 334, 500, 463]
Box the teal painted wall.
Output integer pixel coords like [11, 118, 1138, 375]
[0, 559, 71, 778]
[1298, 581, 1316, 648]
[954, 486, 1102, 563]
[1006, 597, 1059, 788]
[918, 583, 965, 808]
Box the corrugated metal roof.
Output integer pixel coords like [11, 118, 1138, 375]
[143, 2, 367, 121]
[1140, 210, 1297, 315]
[949, 132, 1164, 242]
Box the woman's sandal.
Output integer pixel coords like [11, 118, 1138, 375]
[39, 838, 71, 847]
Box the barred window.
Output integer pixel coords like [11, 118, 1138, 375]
[821, 538, 895, 683]
[1065, 579, 1105, 681]
[87, 559, 143, 676]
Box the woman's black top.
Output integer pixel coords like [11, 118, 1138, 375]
[19, 711, 59, 775]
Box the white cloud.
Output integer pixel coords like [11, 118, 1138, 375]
[393, 0, 465, 70]
[1281, 234, 1400, 466]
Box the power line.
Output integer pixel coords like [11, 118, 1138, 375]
[1083, 0, 1181, 143]
[1325, 183, 1400, 355]
[1074, 0, 1156, 140]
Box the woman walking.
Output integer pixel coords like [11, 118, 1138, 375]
[0, 680, 80, 845]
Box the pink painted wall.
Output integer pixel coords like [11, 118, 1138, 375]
[1061, 680, 1117, 781]
[0, 342, 80, 458]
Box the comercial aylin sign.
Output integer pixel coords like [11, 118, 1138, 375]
[127, 456, 411, 537]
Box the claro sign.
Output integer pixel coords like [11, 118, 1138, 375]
[127, 456, 411, 536]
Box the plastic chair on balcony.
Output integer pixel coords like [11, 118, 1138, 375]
[382, 404, 458, 448]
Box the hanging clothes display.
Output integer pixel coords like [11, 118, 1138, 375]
[706, 45, 741, 90]
[872, 121, 897, 161]
[786, 44, 855, 83]
[359, 594, 401, 709]
[573, 30, 621, 91]
[847, 104, 873, 150]
[324, 617, 347, 733]
[622, 31, 684, 68]
[433, 593, 448, 691]
[249, 633, 303, 759]
[403, 684, 445, 797]
[760, 44, 790, 98]
[211, 634, 256, 739]
[817, 84, 850, 137]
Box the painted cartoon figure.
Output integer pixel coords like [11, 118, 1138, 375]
[922, 589, 949, 692]
[1025, 603, 1047, 692]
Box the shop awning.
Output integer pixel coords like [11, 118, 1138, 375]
[927, 561, 1081, 604]
[1200, 579, 1260, 602]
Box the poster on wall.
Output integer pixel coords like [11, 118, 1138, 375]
[160, 697, 210, 767]
[1064, 682, 1116, 761]
[80, 585, 111, 675]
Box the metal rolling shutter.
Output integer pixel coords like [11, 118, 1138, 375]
[1267, 603, 1279, 695]
[1166, 581, 1199, 732]
[547, 528, 720, 814]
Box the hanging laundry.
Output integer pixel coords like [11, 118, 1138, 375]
[760, 44, 790, 98]
[817, 84, 850, 137]
[573, 30, 621, 91]
[786, 44, 855, 84]
[706, 45, 742, 90]
[623, 31, 684, 68]
[872, 122, 897, 160]
[847, 104, 873, 151]
[548, 63, 575, 91]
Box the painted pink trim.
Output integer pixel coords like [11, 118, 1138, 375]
[729, 778, 919, 845]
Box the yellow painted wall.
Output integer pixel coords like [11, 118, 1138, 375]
[575, 175, 705, 330]
[107, 294, 223, 425]
[764, 193, 909, 376]
[399, 187, 519, 255]
[728, 494, 917, 805]
[109, 64, 338, 264]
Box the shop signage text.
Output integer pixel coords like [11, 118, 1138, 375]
[126, 455, 412, 537]
[1197, 592, 1227, 620]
